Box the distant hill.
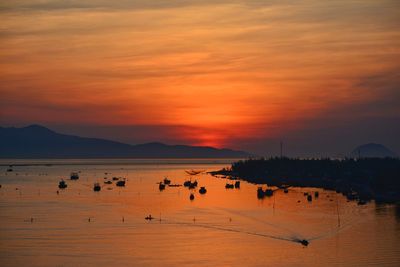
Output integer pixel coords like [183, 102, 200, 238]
[350, 143, 398, 158]
[0, 125, 250, 159]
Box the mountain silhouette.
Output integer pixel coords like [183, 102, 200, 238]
[350, 143, 398, 158]
[0, 125, 250, 158]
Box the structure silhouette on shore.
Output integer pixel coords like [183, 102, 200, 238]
[211, 157, 400, 203]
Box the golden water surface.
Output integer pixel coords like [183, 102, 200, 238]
[0, 159, 399, 266]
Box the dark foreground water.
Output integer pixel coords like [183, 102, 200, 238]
[0, 159, 399, 266]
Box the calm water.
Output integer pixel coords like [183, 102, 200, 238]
[0, 159, 399, 267]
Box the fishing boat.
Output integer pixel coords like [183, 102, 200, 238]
[265, 189, 274, 196]
[199, 186, 207, 194]
[188, 182, 197, 189]
[70, 172, 79, 180]
[225, 183, 234, 189]
[93, 183, 101, 191]
[145, 215, 154, 220]
[257, 187, 265, 199]
[299, 239, 309, 246]
[58, 179, 67, 189]
[234, 181, 240, 188]
[185, 169, 204, 176]
[116, 180, 126, 187]
[159, 183, 166, 191]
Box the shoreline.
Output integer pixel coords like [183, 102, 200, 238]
[210, 157, 400, 204]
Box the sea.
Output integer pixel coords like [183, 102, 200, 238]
[0, 159, 399, 266]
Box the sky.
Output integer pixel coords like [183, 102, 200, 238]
[0, 0, 399, 157]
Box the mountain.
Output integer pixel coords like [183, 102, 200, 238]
[350, 143, 398, 158]
[0, 125, 250, 158]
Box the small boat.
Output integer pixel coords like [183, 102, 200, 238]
[145, 215, 154, 220]
[284, 188, 289, 193]
[163, 177, 171, 185]
[265, 189, 273, 197]
[184, 180, 191, 187]
[116, 180, 126, 187]
[159, 183, 166, 191]
[70, 172, 79, 180]
[7, 168, 13, 172]
[314, 191, 319, 198]
[93, 183, 101, 191]
[185, 169, 204, 176]
[234, 181, 240, 188]
[304, 192, 309, 196]
[199, 187, 207, 194]
[307, 195, 312, 201]
[192, 180, 198, 187]
[299, 239, 309, 246]
[225, 183, 234, 189]
[104, 180, 112, 184]
[189, 182, 197, 189]
[112, 177, 119, 181]
[257, 187, 265, 199]
[58, 180, 67, 189]
[190, 193, 195, 200]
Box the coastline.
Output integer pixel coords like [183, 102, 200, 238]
[210, 157, 400, 204]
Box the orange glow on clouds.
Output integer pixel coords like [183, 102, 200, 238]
[1, 1, 399, 148]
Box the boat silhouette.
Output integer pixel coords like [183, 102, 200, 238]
[116, 180, 126, 187]
[58, 179, 67, 189]
[159, 183, 166, 191]
[199, 186, 207, 194]
[70, 172, 79, 180]
[93, 183, 101, 191]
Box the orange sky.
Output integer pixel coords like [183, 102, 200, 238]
[0, 1, 399, 154]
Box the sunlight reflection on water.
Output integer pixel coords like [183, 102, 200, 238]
[0, 159, 399, 266]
